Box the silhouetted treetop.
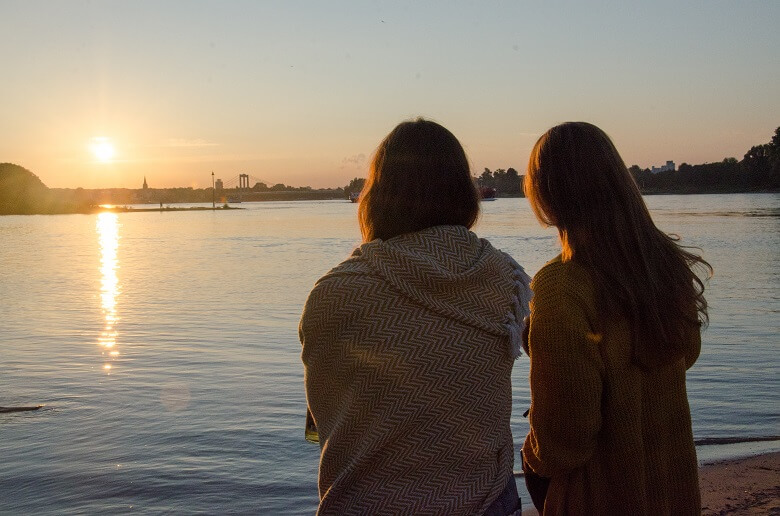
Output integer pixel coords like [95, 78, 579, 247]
[0, 163, 50, 214]
[344, 177, 366, 196]
[0, 162, 47, 191]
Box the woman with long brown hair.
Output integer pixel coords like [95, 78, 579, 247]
[521, 122, 711, 515]
[300, 118, 531, 515]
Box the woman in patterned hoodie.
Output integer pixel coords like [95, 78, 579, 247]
[300, 118, 531, 515]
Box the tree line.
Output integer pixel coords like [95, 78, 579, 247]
[479, 127, 779, 196]
[630, 127, 779, 193]
[343, 169, 524, 198]
[475, 168, 523, 195]
[346, 124, 780, 199]
[346, 125, 780, 197]
[2, 127, 778, 214]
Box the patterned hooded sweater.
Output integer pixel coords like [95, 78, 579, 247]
[300, 225, 531, 515]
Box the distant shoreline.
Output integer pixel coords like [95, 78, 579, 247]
[0, 205, 244, 216]
[2, 189, 778, 216]
[97, 205, 242, 213]
[639, 187, 779, 196]
[495, 188, 779, 198]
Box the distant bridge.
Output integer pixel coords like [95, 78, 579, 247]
[220, 174, 272, 190]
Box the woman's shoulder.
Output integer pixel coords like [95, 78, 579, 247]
[311, 252, 372, 286]
[305, 253, 384, 306]
[533, 255, 590, 286]
[532, 255, 596, 307]
[301, 253, 385, 334]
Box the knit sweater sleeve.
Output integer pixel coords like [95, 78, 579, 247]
[522, 261, 604, 478]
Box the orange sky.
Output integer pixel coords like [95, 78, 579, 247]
[2, 2, 778, 189]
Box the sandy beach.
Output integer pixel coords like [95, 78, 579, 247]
[521, 451, 779, 515]
[700, 451, 780, 515]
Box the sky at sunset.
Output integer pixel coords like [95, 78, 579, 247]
[1, 1, 778, 189]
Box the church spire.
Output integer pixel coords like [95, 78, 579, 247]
[143, 176, 148, 189]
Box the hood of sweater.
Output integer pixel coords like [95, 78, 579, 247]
[354, 225, 531, 353]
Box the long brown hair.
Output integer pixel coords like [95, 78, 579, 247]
[358, 118, 480, 242]
[524, 122, 711, 368]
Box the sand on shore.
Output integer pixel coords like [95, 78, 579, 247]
[700, 451, 779, 515]
[520, 451, 779, 516]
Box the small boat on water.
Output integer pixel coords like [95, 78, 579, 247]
[479, 186, 497, 201]
[349, 192, 360, 203]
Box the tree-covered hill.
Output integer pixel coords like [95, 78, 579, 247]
[0, 163, 48, 214]
[0, 163, 91, 214]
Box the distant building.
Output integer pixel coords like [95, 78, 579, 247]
[651, 161, 675, 174]
[142, 176, 149, 189]
[215, 179, 223, 191]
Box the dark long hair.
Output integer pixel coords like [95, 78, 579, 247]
[358, 118, 480, 242]
[524, 122, 711, 368]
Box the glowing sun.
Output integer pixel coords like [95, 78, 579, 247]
[90, 137, 116, 162]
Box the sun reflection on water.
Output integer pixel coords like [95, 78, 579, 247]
[97, 212, 121, 372]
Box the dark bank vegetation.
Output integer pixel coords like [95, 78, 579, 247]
[2, 128, 777, 214]
[343, 177, 366, 198]
[477, 127, 779, 196]
[630, 127, 780, 193]
[0, 163, 94, 215]
[227, 180, 345, 202]
[0, 163, 346, 214]
[474, 167, 523, 196]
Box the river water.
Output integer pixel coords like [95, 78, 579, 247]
[1, 194, 778, 514]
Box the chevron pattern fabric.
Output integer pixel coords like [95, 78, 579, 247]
[301, 225, 530, 515]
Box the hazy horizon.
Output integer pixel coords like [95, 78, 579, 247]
[2, 1, 778, 189]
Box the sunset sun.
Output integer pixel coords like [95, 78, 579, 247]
[89, 137, 116, 163]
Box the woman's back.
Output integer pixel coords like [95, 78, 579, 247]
[301, 225, 527, 514]
[522, 257, 701, 515]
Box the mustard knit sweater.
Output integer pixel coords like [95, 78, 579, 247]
[522, 257, 701, 515]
